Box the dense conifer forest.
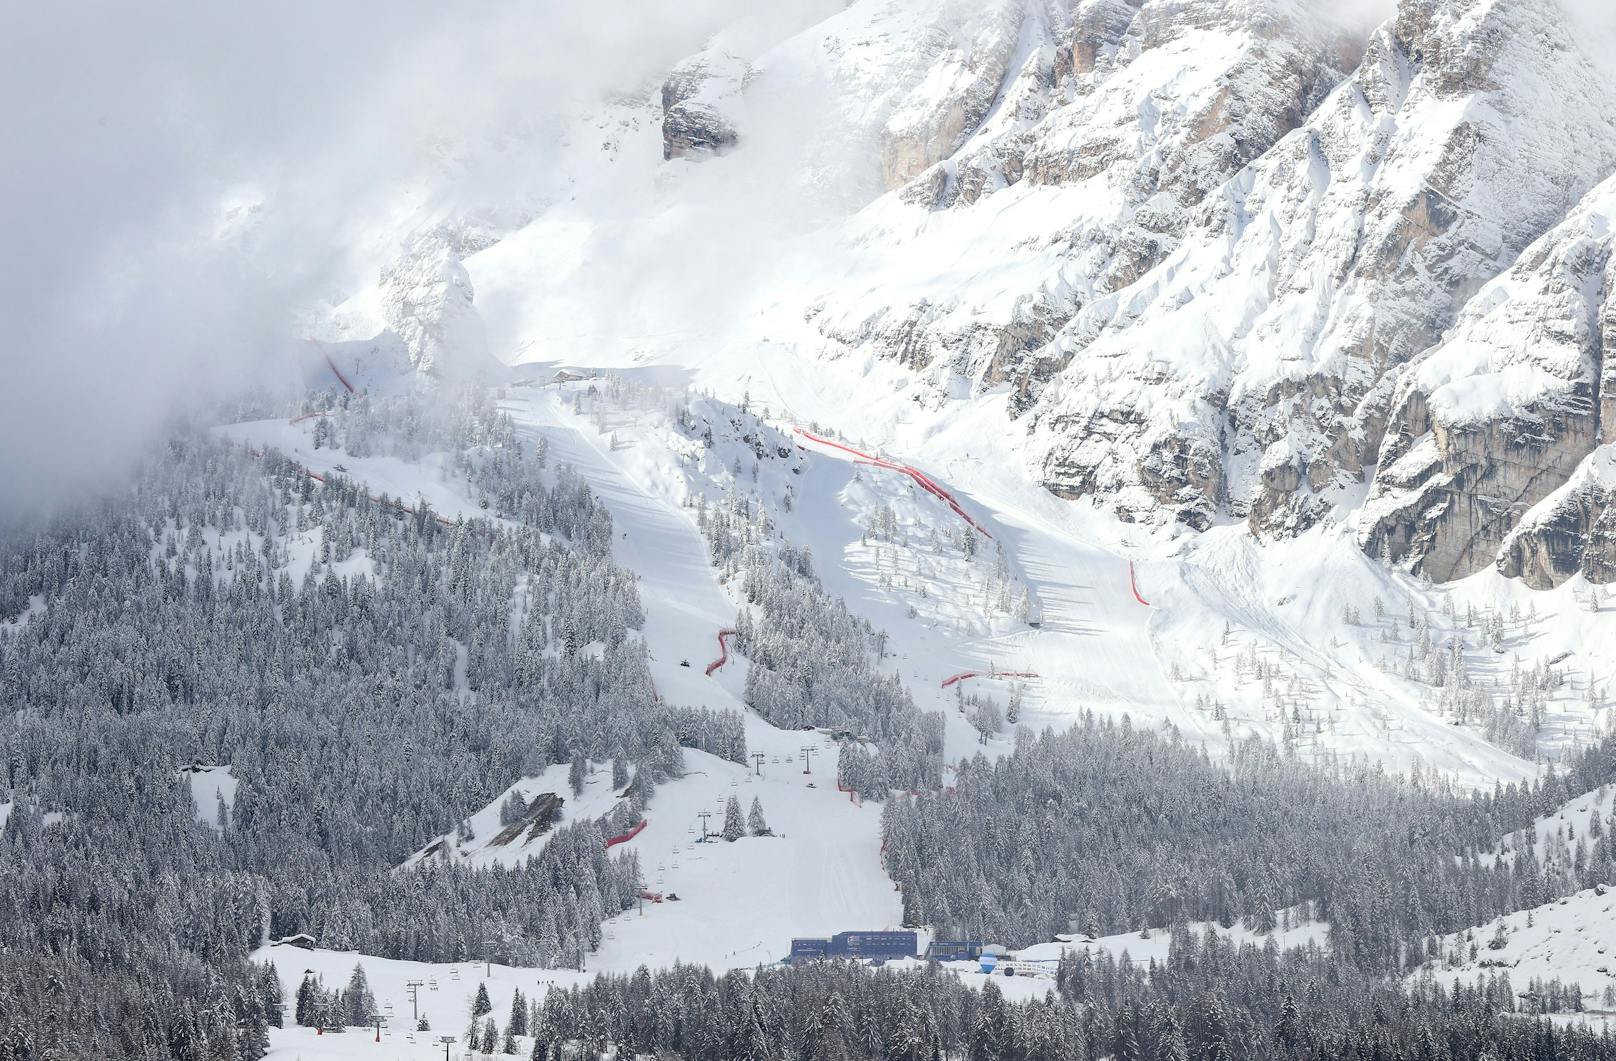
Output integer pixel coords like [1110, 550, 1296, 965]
[0, 397, 736, 1058]
[6, 395, 1616, 1059]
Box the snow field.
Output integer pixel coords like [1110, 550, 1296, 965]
[517, 367, 1616, 788]
[257, 944, 593, 1061]
[184, 765, 239, 832]
[1416, 887, 1616, 1015]
[1483, 785, 1616, 872]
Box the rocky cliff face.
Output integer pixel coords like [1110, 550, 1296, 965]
[1361, 178, 1616, 584]
[788, 0, 1616, 583]
[1029, 0, 1616, 536]
[1500, 448, 1616, 589]
[661, 52, 748, 160]
[809, 0, 1366, 528]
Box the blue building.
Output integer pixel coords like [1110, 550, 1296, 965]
[786, 930, 918, 963]
[924, 940, 985, 962]
[787, 938, 830, 962]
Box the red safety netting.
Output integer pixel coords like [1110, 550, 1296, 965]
[705, 628, 737, 675]
[605, 819, 647, 849]
[323, 353, 356, 394]
[795, 428, 992, 538]
[940, 670, 1039, 689]
[1129, 561, 1150, 607]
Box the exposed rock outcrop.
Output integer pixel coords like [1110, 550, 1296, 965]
[1032, 0, 1616, 539]
[1499, 448, 1616, 587]
[811, 0, 1363, 529]
[877, 0, 1026, 188]
[1361, 178, 1616, 582]
[661, 52, 749, 160]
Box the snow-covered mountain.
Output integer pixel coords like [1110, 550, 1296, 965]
[300, 0, 1616, 596]
[247, 0, 1616, 788]
[26, 3, 1616, 1057]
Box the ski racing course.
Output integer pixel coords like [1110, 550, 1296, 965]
[737, 364, 1540, 784]
[495, 388, 903, 971]
[786, 420, 1183, 740]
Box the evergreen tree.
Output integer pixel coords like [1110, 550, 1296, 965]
[342, 963, 376, 1027]
[259, 965, 284, 1028]
[723, 795, 746, 842]
[970, 981, 1010, 1061]
[508, 987, 528, 1037]
[294, 974, 317, 1027]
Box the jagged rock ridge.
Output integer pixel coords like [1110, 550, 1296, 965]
[786, 0, 1616, 585]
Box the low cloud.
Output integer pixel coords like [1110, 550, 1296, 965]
[0, 0, 779, 512]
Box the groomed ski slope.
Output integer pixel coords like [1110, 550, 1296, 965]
[223, 369, 1616, 1060]
[498, 388, 907, 967]
[224, 370, 1616, 1031]
[228, 369, 1583, 790]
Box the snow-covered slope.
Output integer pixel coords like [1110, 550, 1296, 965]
[1417, 886, 1616, 1018]
[232, 372, 1616, 796]
[403, 746, 898, 972]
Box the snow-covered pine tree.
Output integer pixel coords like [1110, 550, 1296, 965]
[722, 795, 746, 841]
[342, 963, 376, 1027]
